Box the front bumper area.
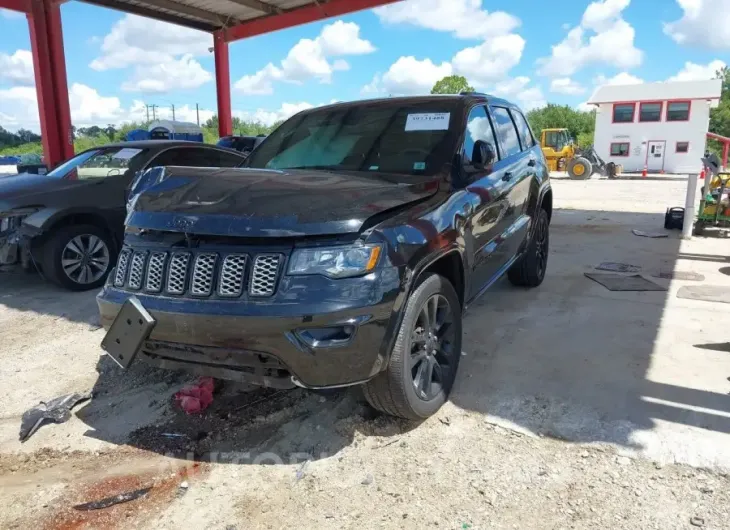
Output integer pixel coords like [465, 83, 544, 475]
[97, 270, 401, 389]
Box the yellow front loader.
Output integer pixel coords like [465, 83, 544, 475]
[539, 128, 617, 179]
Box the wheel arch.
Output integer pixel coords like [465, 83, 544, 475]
[26, 208, 118, 249]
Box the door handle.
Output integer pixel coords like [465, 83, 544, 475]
[502, 172, 513, 182]
[528, 158, 537, 167]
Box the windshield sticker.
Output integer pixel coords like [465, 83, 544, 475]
[413, 162, 426, 170]
[368, 165, 380, 171]
[405, 113, 450, 131]
[113, 148, 143, 160]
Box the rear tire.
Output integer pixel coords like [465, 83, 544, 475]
[42, 224, 116, 291]
[363, 274, 462, 420]
[567, 157, 593, 180]
[508, 208, 549, 288]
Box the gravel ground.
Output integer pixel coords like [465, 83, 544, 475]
[1, 175, 729, 529]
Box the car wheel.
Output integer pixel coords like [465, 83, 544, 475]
[42, 224, 116, 291]
[508, 207, 549, 288]
[363, 273, 462, 420]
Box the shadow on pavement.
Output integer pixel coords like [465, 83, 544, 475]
[0, 268, 99, 325]
[451, 208, 730, 449]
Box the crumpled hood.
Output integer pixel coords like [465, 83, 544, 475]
[127, 166, 439, 237]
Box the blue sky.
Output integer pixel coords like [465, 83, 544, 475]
[0, 0, 728, 132]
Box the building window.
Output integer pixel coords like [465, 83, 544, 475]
[666, 101, 691, 121]
[639, 102, 662, 122]
[676, 142, 689, 153]
[610, 142, 630, 157]
[612, 103, 635, 123]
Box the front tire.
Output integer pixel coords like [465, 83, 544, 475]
[508, 208, 549, 287]
[567, 157, 593, 179]
[363, 274, 462, 420]
[42, 224, 116, 291]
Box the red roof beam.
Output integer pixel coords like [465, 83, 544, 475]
[0, 0, 31, 13]
[224, 0, 400, 42]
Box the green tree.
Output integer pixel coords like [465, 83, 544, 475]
[708, 66, 730, 156]
[431, 75, 474, 95]
[526, 104, 596, 146]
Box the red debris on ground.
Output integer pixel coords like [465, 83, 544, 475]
[174, 377, 215, 414]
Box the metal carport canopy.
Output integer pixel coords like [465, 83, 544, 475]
[79, 0, 399, 40]
[0, 0, 400, 169]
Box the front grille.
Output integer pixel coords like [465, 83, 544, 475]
[145, 252, 166, 293]
[114, 249, 131, 287]
[128, 252, 147, 290]
[167, 252, 191, 295]
[219, 254, 247, 297]
[191, 253, 217, 296]
[113, 248, 282, 299]
[250, 254, 281, 297]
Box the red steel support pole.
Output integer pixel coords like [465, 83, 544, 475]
[45, 0, 73, 160]
[213, 30, 232, 138]
[27, 0, 62, 167]
[723, 142, 729, 170]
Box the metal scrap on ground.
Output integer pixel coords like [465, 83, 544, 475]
[596, 262, 642, 273]
[632, 229, 669, 238]
[19, 391, 92, 442]
[584, 273, 667, 292]
[72, 486, 152, 511]
[677, 285, 730, 304]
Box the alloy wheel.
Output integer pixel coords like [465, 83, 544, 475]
[61, 234, 110, 285]
[534, 215, 549, 279]
[410, 294, 456, 401]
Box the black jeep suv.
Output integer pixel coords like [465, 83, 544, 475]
[98, 94, 552, 420]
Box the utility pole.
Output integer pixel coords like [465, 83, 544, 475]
[196, 103, 200, 126]
[145, 104, 150, 122]
[150, 104, 158, 121]
[171, 104, 176, 122]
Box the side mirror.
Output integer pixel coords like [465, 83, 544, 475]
[470, 140, 496, 171]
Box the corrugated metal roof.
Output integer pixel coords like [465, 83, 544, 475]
[80, 0, 321, 32]
[588, 79, 723, 104]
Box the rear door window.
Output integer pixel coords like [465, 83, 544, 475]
[490, 107, 522, 158]
[510, 110, 535, 151]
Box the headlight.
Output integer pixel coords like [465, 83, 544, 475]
[288, 244, 382, 279]
[0, 208, 39, 233]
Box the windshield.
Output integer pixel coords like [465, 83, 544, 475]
[47, 146, 147, 179]
[544, 131, 567, 150]
[245, 101, 461, 177]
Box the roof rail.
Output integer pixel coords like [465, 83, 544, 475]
[459, 91, 494, 98]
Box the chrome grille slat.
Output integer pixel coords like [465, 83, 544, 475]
[114, 249, 131, 287]
[167, 252, 191, 295]
[128, 251, 147, 290]
[191, 253, 218, 296]
[219, 254, 247, 297]
[250, 254, 281, 297]
[145, 252, 166, 293]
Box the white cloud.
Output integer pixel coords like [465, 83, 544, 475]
[577, 101, 595, 112]
[550, 77, 586, 95]
[234, 20, 374, 94]
[664, 0, 730, 50]
[360, 74, 384, 96]
[0, 50, 33, 86]
[236, 102, 314, 126]
[379, 56, 452, 95]
[0, 8, 23, 19]
[667, 59, 727, 82]
[90, 14, 211, 70]
[491, 77, 546, 111]
[581, 0, 630, 31]
[374, 0, 520, 40]
[594, 72, 644, 86]
[89, 14, 212, 95]
[121, 54, 212, 93]
[537, 0, 642, 77]
[451, 34, 525, 86]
